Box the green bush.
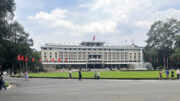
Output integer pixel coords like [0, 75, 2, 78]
[4, 82, 9, 87]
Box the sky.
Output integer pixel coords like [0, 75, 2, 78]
[14, 0, 180, 50]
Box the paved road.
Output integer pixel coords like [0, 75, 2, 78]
[1, 77, 180, 101]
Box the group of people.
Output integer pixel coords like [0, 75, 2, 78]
[94, 71, 100, 79]
[159, 69, 180, 80]
[14, 71, 29, 81]
[68, 69, 100, 79]
[0, 73, 6, 91]
[68, 69, 82, 79]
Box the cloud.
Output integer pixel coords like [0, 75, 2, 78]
[18, 0, 180, 50]
[28, 8, 118, 36]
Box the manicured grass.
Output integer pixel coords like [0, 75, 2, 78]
[29, 71, 177, 79]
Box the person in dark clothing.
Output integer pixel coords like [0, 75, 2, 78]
[0, 73, 6, 91]
[69, 69, 72, 79]
[79, 69, 82, 80]
[171, 70, 174, 80]
[14, 71, 17, 77]
[0, 73, 2, 91]
[165, 69, 169, 80]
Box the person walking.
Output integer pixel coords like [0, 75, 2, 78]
[79, 69, 82, 80]
[176, 69, 180, 80]
[69, 69, 72, 79]
[24, 72, 29, 81]
[171, 70, 174, 80]
[165, 69, 169, 80]
[94, 71, 97, 79]
[159, 70, 162, 80]
[0, 73, 2, 91]
[0, 73, 6, 91]
[97, 71, 100, 79]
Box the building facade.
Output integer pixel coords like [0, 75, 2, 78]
[41, 41, 143, 68]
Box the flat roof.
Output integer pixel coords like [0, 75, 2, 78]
[41, 44, 143, 49]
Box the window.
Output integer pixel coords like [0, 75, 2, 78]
[134, 53, 136, 60]
[44, 56, 46, 61]
[55, 52, 57, 57]
[44, 52, 46, 56]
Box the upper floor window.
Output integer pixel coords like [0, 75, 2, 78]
[55, 52, 57, 57]
[44, 52, 46, 56]
[134, 53, 136, 60]
[50, 52, 52, 57]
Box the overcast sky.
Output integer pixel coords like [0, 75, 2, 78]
[15, 0, 180, 50]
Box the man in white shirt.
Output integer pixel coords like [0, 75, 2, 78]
[176, 69, 180, 80]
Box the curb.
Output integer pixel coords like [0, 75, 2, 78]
[28, 76, 160, 80]
[12, 76, 178, 80]
[7, 85, 12, 89]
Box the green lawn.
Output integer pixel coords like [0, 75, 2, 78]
[29, 71, 177, 79]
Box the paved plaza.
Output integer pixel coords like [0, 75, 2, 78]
[1, 77, 180, 101]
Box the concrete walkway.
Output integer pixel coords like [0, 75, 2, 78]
[1, 77, 180, 101]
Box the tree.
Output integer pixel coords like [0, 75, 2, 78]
[0, 0, 39, 72]
[145, 18, 180, 69]
[146, 18, 180, 49]
[0, 0, 15, 40]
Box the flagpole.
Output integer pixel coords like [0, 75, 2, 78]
[26, 62, 27, 72]
[167, 57, 168, 69]
[19, 61, 21, 73]
[164, 56, 165, 68]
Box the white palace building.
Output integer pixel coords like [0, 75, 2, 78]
[41, 40, 143, 69]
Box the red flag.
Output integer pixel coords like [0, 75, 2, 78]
[46, 58, 48, 62]
[21, 55, 24, 61]
[17, 54, 21, 61]
[65, 58, 68, 62]
[52, 58, 54, 62]
[32, 57, 35, 62]
[39, 58, 41, 63]
[93, 35, 95, 41]
[156, 57, 158, 63]
[25, 57, 28, 62]
[58, 58, 61, 62]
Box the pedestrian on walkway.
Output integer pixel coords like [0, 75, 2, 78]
[0, 73, 6, 91]
[159, 70, 162, 80]
[79, 68, 82, 80]
[97, 71, 100, 79]
[165, 69, 169, 80]
[24, 72, 29, 81]
[176, 69, 180, 80]
[69, 69, 72, 79]
[171, 70, 174, 80]
[0, 73, 2, 91]
[94, 71, 97, 79]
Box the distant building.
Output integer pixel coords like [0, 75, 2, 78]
[41, 41, 143, 68]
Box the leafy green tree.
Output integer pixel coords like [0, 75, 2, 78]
[0, 0, 40, 73]
[145, 18, 180, 69]
[146, 18, 180, 49]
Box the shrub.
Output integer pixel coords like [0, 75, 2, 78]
[4, 82, 9, 87]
